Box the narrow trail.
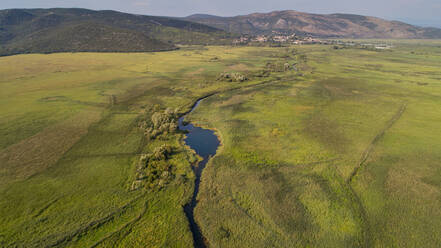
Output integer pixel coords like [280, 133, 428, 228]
[345, 103, 407, 247]
[348, 103, 407, 183]
[44, 195, 145, 248]
[90, 199, 148, 248]
[347, 180, 373, 248]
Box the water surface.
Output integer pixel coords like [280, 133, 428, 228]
[178, 98, 220, 248]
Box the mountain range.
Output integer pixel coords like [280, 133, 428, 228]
[1, 8, 440, 56]
[184, 10, 441, 38]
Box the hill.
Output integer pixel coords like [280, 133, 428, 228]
[0, 8, 234, 56]
[185, 10, 441, 38]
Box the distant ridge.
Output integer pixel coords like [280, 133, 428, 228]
[187, 14, 224, 19]
[184, 10, 441, 38]
[0, 8, 234, 56]
[2, 8, 440, 56]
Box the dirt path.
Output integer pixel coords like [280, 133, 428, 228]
[342, 103, 407, 247]
[348, 103, 407, 184]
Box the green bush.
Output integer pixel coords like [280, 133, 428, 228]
[142, 108, 179, 139]
[132, 144, 174, 191]
[217, 72, 248, 82]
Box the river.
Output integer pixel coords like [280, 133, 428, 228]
[178, 98, 220, 248]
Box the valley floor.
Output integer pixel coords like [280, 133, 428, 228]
[1, 42, 441, 247]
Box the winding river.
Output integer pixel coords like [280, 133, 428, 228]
[178, 98, 220, 248]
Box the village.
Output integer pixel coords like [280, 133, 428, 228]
[233, 33, 393, 50]
[233, 31, 329, 45]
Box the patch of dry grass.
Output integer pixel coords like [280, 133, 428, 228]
[0, 109, 101, 184]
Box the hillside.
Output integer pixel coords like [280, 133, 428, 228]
[0, 8, 234, 56]
[185, 10, 441, 38]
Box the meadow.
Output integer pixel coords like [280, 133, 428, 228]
[0, 46, 293, 247]
[0, 42, 441, 247]
[190, 42, 441, 247]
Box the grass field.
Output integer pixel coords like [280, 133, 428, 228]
[0, 46, 294, 247]
[189, 42, 441, 247]
[1, 42, 441, 247]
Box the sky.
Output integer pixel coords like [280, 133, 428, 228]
[1, 0, 440, 28]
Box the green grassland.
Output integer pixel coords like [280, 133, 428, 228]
[0, 46, 294, 247]
[1, 42, 441, 247]
[188, 42, 441, 247]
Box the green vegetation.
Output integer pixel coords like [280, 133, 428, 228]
[217, 72, 248, 82]
[132, 144, 174, 191]
[0, 46, 295, 247]
[188, 41, 441, 247]
[1, 41, 441, 247]
[0, 8, 236, 56]
[143, 108, 179, 139]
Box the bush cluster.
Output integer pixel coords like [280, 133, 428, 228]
[141, 108, 179, 139]
[132, 108, 181, 191]
[217, 72, 248, 82]
[265, 62, 292, 72]
[131, 144, 174, 191]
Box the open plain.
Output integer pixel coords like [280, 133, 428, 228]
[1, 41, 441, 247]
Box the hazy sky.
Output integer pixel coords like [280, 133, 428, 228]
[1, 0, 441, 27]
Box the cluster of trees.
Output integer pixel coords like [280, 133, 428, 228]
[265, 61, 293, 72]
[132, 108, 182, 190]
[217, 72, 248, 82]
[131, 144, 174, 191]
[260, 50, 299, 75]
[140, 108, 179, 139]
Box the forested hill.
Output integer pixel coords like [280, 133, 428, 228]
[0, 8, 235, 56]
[185, 10, 441, 38]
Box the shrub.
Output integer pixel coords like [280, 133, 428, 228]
[217, 72, 248, 82]
[152, 144, 173, 160]
[132, 144, 175, 191]
[266, 62, 285, 72]
[143, 108, 179, 139]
